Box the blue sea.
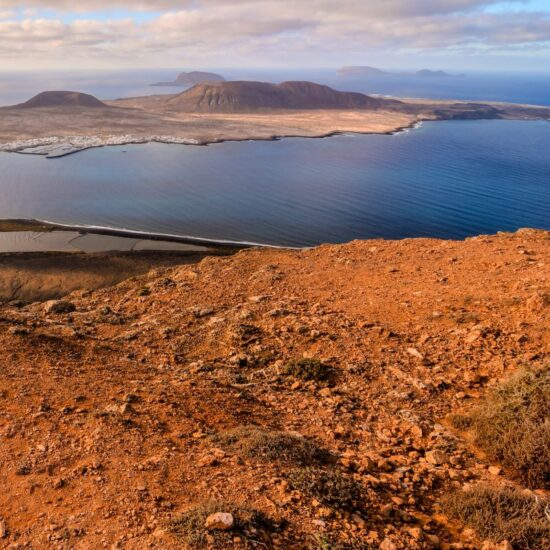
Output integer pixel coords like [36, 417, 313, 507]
[0, 119, 548, 247]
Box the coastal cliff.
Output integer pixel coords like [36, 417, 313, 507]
[0, 229, 548, 548]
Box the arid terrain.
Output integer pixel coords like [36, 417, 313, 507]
[0, 229, 548, 548]
[1, 83, 549, 157]
[0, 250, 222, 303]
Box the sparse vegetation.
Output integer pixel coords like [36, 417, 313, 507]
[450, 367, 550, 488]
[289, 468, 364, 510]
[212, 425, 329, 465]
[284, 359, 333, 382]
[169, 501, 274, 547]
[444, 484, 550, 550]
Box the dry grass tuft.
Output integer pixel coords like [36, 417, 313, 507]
[289, 468, 364, 511]
[284, 359, 333, 382]
[450, 367, 549, 489]
[444, 484, 550, 550]
[169, 501, 274, 547]
[212, 425, 329, 465]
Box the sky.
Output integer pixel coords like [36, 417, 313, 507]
[0, 1, 550, 72]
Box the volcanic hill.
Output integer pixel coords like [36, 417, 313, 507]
[164, 80, 403, 112]
[17, 91, 107, 109]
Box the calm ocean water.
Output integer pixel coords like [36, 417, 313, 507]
[0, 120, 548, 247]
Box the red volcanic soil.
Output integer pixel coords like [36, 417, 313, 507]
[0, 229, 548, 547]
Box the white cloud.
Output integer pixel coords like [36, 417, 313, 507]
[0, 1, 548, 68]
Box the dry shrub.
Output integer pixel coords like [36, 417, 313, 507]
[284, 359, 333, 382]
[169, 501, 274, 547]
[212, 425, 329, 465]
[444, 484, 550, 550]
[289, 468, 364, 510]
[450, 367, 549, 489]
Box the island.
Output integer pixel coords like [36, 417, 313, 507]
[0, 81, 548, 158]
[338, 66, 465, 78]
[151, 70, 226, 87]
[415, 69, 465, 78]
[337, 66, 389, 77]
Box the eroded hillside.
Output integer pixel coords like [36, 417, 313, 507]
[0, 229, 548, 549]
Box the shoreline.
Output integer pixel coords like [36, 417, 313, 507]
[5, 116, 548, 160]
[0, 218, 293, 250]
[0, 120, 425, 159]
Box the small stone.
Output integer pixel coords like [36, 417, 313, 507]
[425, 450, 449, 465]
[380, 538, 397, 550]
[204, 512, 234, 531]
[52, 478, 65, 489]
[44, 300, 76, 314]
[0, 519, 6, 538]
[248, 295, 269, 303]
[409, 527, 423, 540]
[425, 534, 440, 547]
[196, 308, 214, 318]
[488, 466, 502, 476]
[406, 347, 424, 360]
[465, 330, 482, 343]
[197, 455, 218, 467]
[481, 541, 513, 550]
[312, 519, 326, 528]
[351, 513, 366, 529]
[119, 403, 133, 415]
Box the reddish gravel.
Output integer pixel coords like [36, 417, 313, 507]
[0, 229, 548, 549]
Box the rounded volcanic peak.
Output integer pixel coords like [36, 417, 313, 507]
[175, 71, 226, 84]
[19, 91, 106, 108]
[166, 80, 398, 113]
[167, 81, 284, 112]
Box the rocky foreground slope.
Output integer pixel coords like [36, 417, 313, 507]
[0, 230, 548, 549]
